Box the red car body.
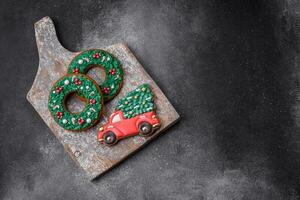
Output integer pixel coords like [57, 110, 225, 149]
[98, 110, 160, 144]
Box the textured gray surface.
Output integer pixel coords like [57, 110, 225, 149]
[1, 0, 300, 199]
[27, 16, 179, 180]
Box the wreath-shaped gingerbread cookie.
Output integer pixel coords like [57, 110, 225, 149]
[48, 74, 103, 131]
[67, 49, 123, 102]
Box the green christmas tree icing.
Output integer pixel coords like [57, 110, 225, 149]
[116, 84, 154, 119]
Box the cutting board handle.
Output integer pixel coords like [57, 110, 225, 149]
[34, 16, 72, 60]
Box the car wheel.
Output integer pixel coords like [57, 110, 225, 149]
[138, 122, 153, 136]
[103, 131, 117, 145]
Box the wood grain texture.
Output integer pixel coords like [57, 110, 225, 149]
[27, 16, 180, 180]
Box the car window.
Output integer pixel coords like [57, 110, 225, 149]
[112, 114, 121, 123]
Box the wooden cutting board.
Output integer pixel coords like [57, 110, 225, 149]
[27, 16, 180, 180]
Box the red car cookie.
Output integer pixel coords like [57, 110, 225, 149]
[98, 110, 160, 145]
[98, 84, 161, 145]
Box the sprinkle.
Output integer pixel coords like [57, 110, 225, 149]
[83, 57, 90, 62]
[53, 105, 60, 109]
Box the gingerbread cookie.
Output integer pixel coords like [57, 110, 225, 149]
[48, 74, 103, 131]
[67, 49, 123, 102]
[98, 84, 161, 145]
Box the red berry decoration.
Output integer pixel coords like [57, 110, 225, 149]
[93, 52, 100, 59]
[74, 78, 81, 85]
[73, 68, 79, 73]
[103, 87, 110, 94]
[56, 112, 63, 119]
[55, 86, 63, 93]
[89, 99, 96, 105]
[109, 68, 116, 75]
[78, 118, 84, 125]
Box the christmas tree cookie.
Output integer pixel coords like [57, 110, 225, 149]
[116, 84, 154, 118]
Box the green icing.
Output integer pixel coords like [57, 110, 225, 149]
[116, 84, 154, 119]
[48, 74, 103, 131]
[67, 49, 123, 102]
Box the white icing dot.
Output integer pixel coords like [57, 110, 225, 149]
[86, 86, 89, 89]
[78, 59, 83, 64]
[86, 118, 91, 123]
[71, 118, 75, 124]
[52, 91, 56, 94]
[62, 119, 67, 124]
[107, 57, 110, 61]
[64, 80, 69, 85]
[87, 111, 91, 116]
[80, 86, 83, 90]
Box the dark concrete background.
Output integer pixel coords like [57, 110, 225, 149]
[1, 0, 300, 199]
